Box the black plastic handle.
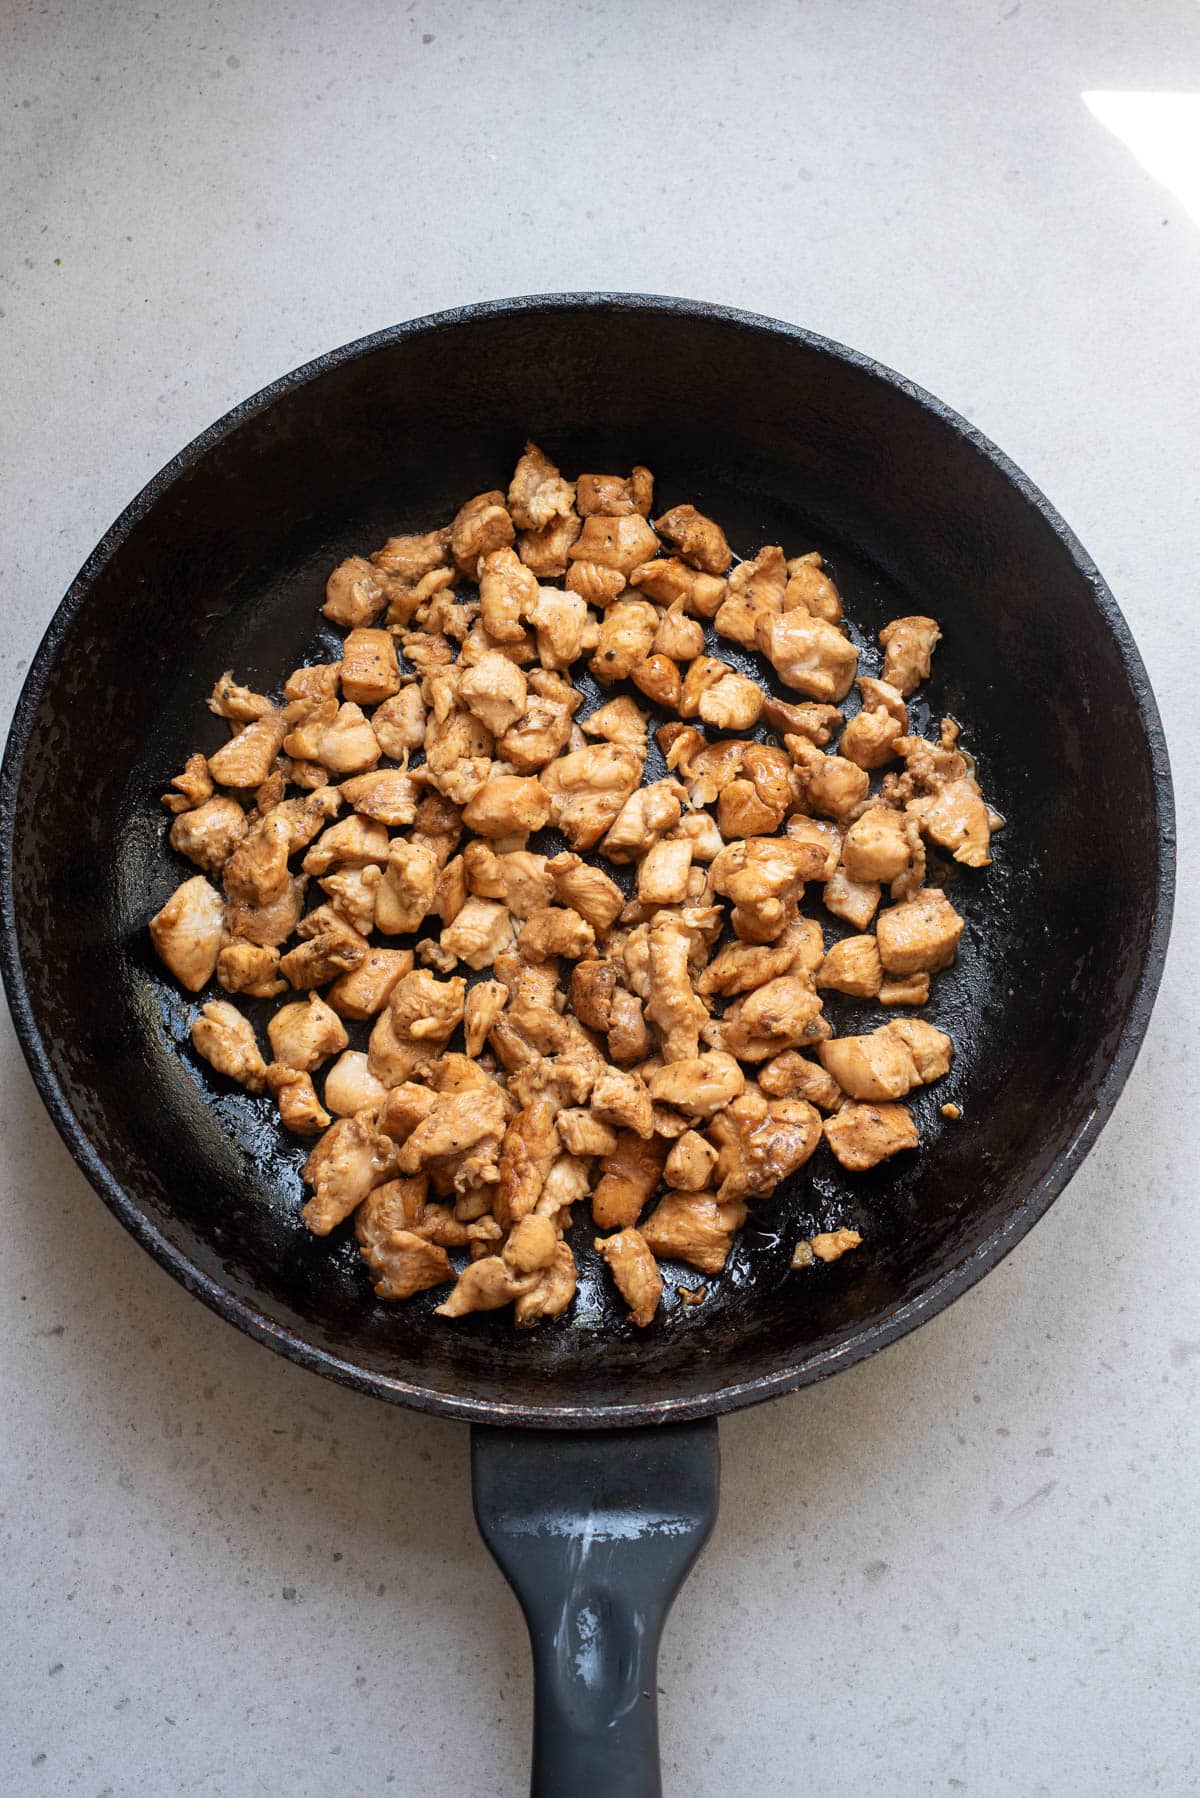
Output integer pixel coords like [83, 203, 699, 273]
[471, 1418, 720, 1798]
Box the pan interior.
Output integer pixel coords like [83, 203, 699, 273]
[2, 301, 1168, 1421]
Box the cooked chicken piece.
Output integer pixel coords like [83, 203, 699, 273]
[516, 905, 594, 963]
[266, 992, 348, 1071]
[540, 744, 642, 850]
[576, 467, 654, 517]
[206, 713, 288, 790]
[374, 839, 439, 936]
[279, 915, 368, 989]
[497, 688, 575, 773]
[697, 917, 823, 998]
[662, 812, 721, 869]
[756, 609, 858, 703]
[822, 867, 882, 931]
[709, 1092, 823, 1203]
[381, 564, 457, 629]
[580, 695, 647, 756]
[528, 1151, 590, 1226]
[335, 767, 421, 832]
[439, 896, 514, 969]
[518, 510, 583, 580]
[260, 1064, 330, 1137]
[420, 702, 492, 807]
[544, 853, 622, 934]
[824, 1101, 918, 1171]
[587, 1132, 662, 1230]
[369, 685, 427, 759]
[564, 560, 626, 607]
[370, 526, 451, 584]
[708, 836, 812, 944]
[161, 752, 214, 814]
[417, 940, 460, 974]
[879, 615, 941, 696]
[638, 838, 693, 905]
[507, 442, 576, 533]
[360, 1217, 453, 1300]
[556, 1109, 618, 1158]
[520, 582, 586, 668]
[397, 627, 456, 673]
[758, 1050, 843, 1110]
[454, 650, 528, 738]
[714, 544, 787, 647]
[819, 1018, 952, 1101]
[326, 946, 413, 1019]
[663, 1130, 719, 1193]
[804, 754, 870, 821]
[910, 778, 993, 868]
[875, 887, 964, 974]
[644, 915, 707, 1062]
[460, 980, 506, 1058]
[817, 934, 883, 998]
[566, 957, 615, 1032]
[464, 843, 555, 918]
[222, 789, 339, 908]
[630, 557, 726, 619]
[168, 795, 247, 877]
[461, 773, 551, 839]
[589, 599, 660, 683]
[281, 697, 337, 763]
[300, 1106, 401, 1235]
[646, 1051, 743, 1118]
[783, 553, 843, 623]
[590, 1067, 655, 1140]
[368, 970, 466, 1087]
[375, 1082, 440, 1144]
[433, 853, 467, 926]
[595, 1228, 662, 1327]
[320, 1050, 386, 1119]
[436, 1256, 538, 1317]
[476, 545, 537, 643]
[324, 555, 385, 628]
[301, 702, 375, 778]
[568, 513, 659, 580]
[700, 667, 764, 732]
[204, 672, 269, 724]
[495, 1097, 559, 1227]
[187, 998, 267, 1092]
[213, 939, 282, 1000]
[886, 1016, 955, 1083]
[501, 1213, 559, 1276]
[646, 599, 701, 665]
[626, 652, 680, 710]
[840, 702, 904, 770]
[794, 1228, 862, 1269]
[224, 868, 307, 947]
[764, 695, 844, 745]
[596, 784, 682, 874]
[605, 987, 651, 1064]
[513, 1241, 578, 1327]
[879, 972, 931, 1007]
[149, 875, 225, 992]
[776, 819, 838, 885]
[331, 628, 398, 708]
[305, 823, 390, 884]
[718, 973, 828, 1060]
[410, 792, 463, 869]
[450, 491, 515, 578]
[653, 504, 731, 576]
[318, 863, 381, 936]
[395, 1086, 508, 1190]
[641, 1190, 746, 1274]
[839, 805, 909, 885]
[717, 743, 793, 839]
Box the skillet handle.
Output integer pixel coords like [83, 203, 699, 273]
[471, 1418, 719, 1798]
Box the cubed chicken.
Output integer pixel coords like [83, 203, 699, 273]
[150, 875, 225, 992]
[824, 1102, 918, 1171]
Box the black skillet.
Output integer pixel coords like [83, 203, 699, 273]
[0, 296, 1173, 1797]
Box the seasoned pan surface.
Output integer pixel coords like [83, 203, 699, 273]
[0, 296, 1173, 1424]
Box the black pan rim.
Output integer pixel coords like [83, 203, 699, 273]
[0, 291, 1176, 1428]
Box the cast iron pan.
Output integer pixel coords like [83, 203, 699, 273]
[0, 296, 1174, 1797]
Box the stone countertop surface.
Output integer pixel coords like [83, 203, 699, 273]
[2, 2, 1197, 1793]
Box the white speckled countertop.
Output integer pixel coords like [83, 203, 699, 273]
[2, 2, 1197, 1792]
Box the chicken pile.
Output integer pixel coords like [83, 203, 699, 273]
[149, 444, 1001, 1330]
